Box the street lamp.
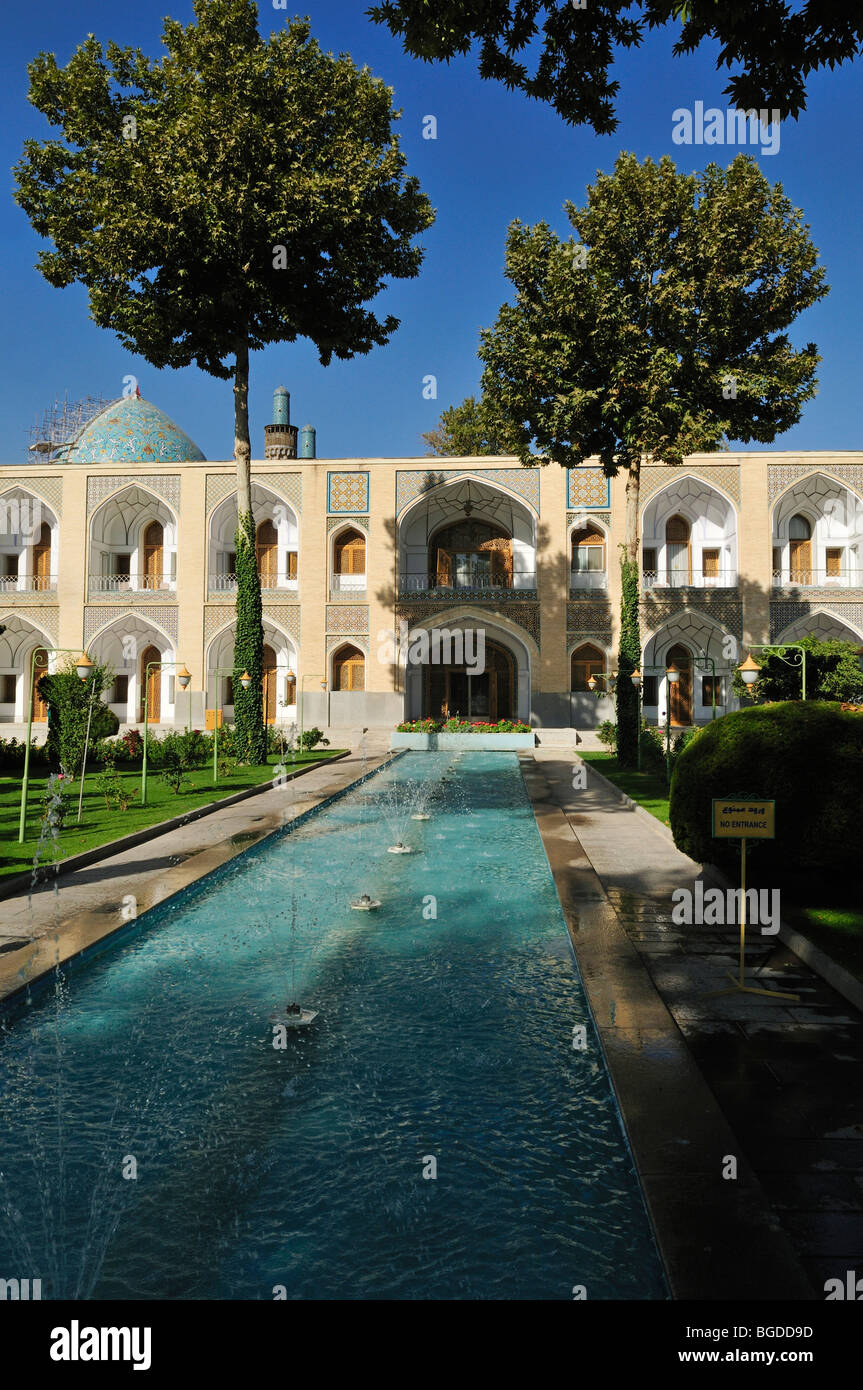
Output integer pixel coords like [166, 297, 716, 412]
[177, 664, 192, 734]
[631, 668, 643, 771]
[141, 660, 191, 806]
[75, 651, 98, 825]
[737, 644, 807, 701]
[240, 670, 252, 690]
[18, 646, 93, 843]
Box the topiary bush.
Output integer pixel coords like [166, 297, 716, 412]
[670, 702, 863, 876]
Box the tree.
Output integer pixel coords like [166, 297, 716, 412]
[14, 0, 434, 762]
[38, 658, 114, 777]
[421, 394, 518, 456]
[732, 636, 863, 705]
[369, 0, 863, 132]
[478, 152, 827, 763]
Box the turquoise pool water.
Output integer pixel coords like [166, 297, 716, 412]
[0, 751, 667, 1299]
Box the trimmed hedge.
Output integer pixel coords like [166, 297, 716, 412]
[670, 702, 863, 875]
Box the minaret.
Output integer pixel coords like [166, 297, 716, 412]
[264, 386, 298, 458]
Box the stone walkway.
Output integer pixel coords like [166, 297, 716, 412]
[530, 749, 863, 1299]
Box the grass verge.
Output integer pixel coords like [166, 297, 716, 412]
[580, 752, 671, 825]
[0, 751, 345, 881]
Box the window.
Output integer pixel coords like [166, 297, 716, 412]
[112, 674, 129, 704]
[702, 677, 724, 707]
[571, 526, 605, 572]
[1, 674, 15, 703]
[3, 554, 19, 578]
[826, 548, 842, 578]
[225, 677, 234, 705]
[642, 548, 657, 572]
[115, 553, 131, 577]
[571, 643, 605, 692]
[334, 529, 366, 575]
[665, 515, 691, 585]
[256, 519, 278, 583]
[789, 513, 811, 540]
[333, 645, 365, 691]
[286, 551, 298, 580]
[642, 675, 658, 706]
[702, 549, 720, 580]
[772, 546, 781, 575]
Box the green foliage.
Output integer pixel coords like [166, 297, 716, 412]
[479, 154, 826, 475]
[596, 719, 617, 752]
[669, 703, 863, 876]
[298, 728, 330, 752]
[38, 658, 113, 778]
[616, 550, 642, 766]
[40, 773, 73, 829]
[0, 737, 48, 771]
[95, 746, 138, 811]
[731, 637, 863, 705]
[157, 729, 209, 793]
[369, 1, 863, 130]
[233, 511, 265, 764]
[421, 395, 519, 456]
[395, 718, 531, 733]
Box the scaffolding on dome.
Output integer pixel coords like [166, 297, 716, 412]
[27, 393, 113, 463]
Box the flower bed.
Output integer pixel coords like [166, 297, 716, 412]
[396, 718, 531, 734]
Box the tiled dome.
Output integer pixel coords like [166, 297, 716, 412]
[61, 395, 206, 464]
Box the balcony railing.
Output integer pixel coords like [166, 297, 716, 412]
[330, 573, 367, 595]
[0, 574, 57, 593]
[569, 569, 608, 592]
[89, 573, 175, 595]
[643, 568, 737, 589]
[208, 572, 299, 594]
[398, 571, 538, 598]
[772, 569, 860, 588]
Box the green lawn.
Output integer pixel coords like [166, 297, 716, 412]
[0, 750, 345, 881]
[580, 751, 671, 825]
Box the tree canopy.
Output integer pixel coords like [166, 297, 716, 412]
[732, 636, 863, 704]
[421, 394, 518, 456]
[369, 0, 863, 132]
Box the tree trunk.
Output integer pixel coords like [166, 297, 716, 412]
[232, 336, 266, 765]
[616, 457, 643, 768]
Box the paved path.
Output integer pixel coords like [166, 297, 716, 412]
[532, 749, 863, 1299]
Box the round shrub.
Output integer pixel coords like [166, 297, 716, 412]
[670, 702, 863, 875]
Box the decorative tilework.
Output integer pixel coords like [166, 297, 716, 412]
[566, 602, 613, 639]
[327, 515, 369, 534]
[205, 472, 302, 516]
[0, 477, 63, 518]
[768, 463, 863, 503]
[642, 593, 743, 639]
[326, 605, 369, 634]
[395, 600, 540, 648]
[84, 606, 178, 643]
[568, 510, 611, 530]
[770, 602, 863, 641]
[263, 606, 301, 642]
[327, 634, 369, 657]
[566, 469, 610, 509]
[396, 467, 540, 517]
[0, 605, 58, 642]
[328, 472, 370, 513]
[87, 475, 181, 514]
[63, 397, 205, 464]
[640, 465, 741, 505]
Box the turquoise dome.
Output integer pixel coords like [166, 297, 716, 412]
[61, 395, 206, 464]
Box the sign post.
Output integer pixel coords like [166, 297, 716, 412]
[709, 799, 799, 1002]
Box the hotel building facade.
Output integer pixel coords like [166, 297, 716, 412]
[2, 389, 863, 734]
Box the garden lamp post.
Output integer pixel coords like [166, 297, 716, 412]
[737, 644, 808, 701]
[75, 651, 96, 824]
[208, 666, 234, 785]
[630, 668, 643, 771]
[141, 660, 191, 806]
[18, 645, 93, 844]
[177, 665, 192, 734]
[665, 662, 680, 785]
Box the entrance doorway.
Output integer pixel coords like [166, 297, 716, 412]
[424, 640, 515, 720]
[262, 644, 277, 723]
[140, 645, 161, 722]
[667, 643, 692, 726]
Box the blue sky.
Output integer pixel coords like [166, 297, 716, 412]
[1, 1, 861, 462]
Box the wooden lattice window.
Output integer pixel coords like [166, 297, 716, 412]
[334, 529, 366, 575]
[333, 645, 365, 691]
[571, 643, 605, 692]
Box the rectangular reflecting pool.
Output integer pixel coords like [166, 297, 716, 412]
[0, 751, 667, 1299]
